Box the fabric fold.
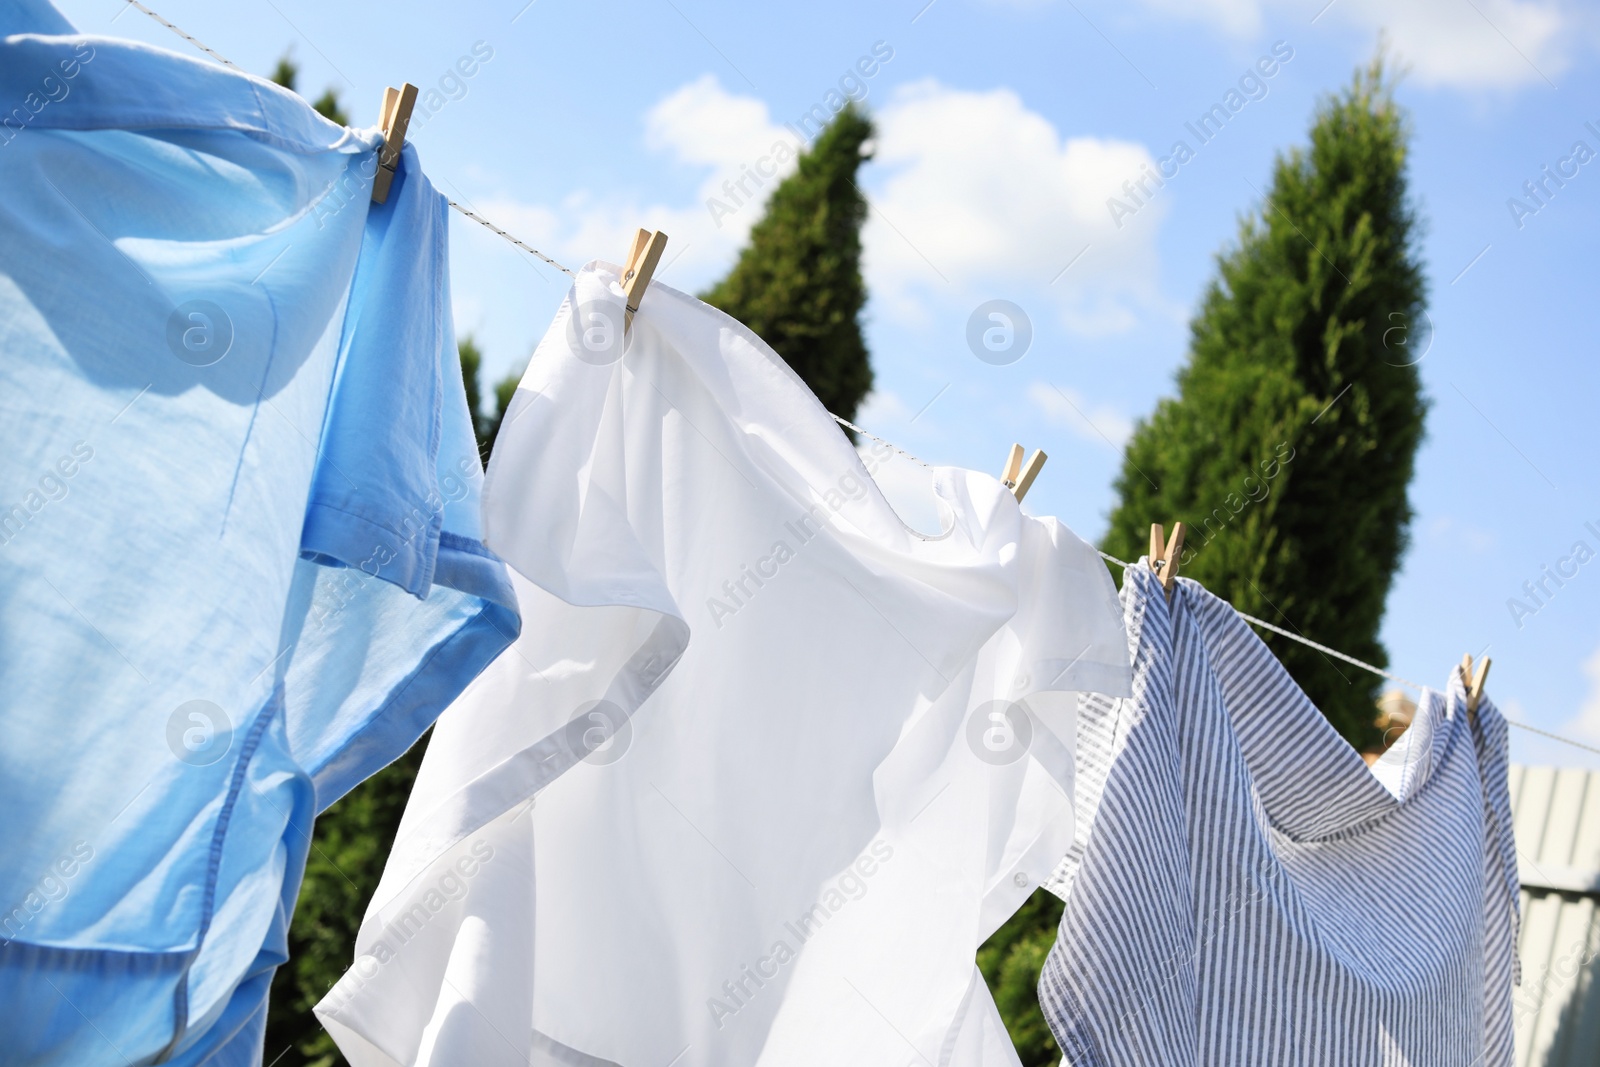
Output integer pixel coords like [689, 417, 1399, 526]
[1040, 562, 1520, 1066]
[318, 264, 1131, 1067]
[0, 7, 516, 1063]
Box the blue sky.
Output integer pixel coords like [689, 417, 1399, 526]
[58, 0, 1600, 768]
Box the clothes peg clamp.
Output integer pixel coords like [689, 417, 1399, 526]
[621, 228, 668, 330]
[372, 84, 419, 204]
[1460, 653, 1491, 718]
[1149, 521, 1186, 600]
[1000, 443, 1047, 502]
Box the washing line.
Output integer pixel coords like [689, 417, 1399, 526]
[118, 1, 237, 68]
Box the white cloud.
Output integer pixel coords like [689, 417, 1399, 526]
[1426, 515, 1496, 553]
[450, 77, 1169, 340]
[1131, 0, 1571, 90]
[1350, 0, 1567, 89]
[1567, 641, 1600, 741]
[452, 75, 801, 297]
[1027, 381, 1134, 447]
[645, 74, 794, 172]
[1137, 0, 1263, 37]
[862, 80, 1166, 333]
[855, 389, 917, 427]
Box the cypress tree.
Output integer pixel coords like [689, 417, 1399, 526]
[457, 335, 486, 442]
[701, 105, 874, 423]
[480, 368, 521, 461]
[270, 51, 350, 126]
[982, 57, 1428, 1063]
[1102, 56, 1426, 746]
[310, 89, 351, 128]
[271, 55, 298, 93]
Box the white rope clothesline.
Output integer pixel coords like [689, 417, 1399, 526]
[832, 414, 935, 469]
[110, 3, 573, 274]
[446, 200, 574, 276]
[117, 1, 236, 68]
[1094, 551, 1427, 690]
[1092, 550, 1600, 757]
[111, 0, 1600, 761]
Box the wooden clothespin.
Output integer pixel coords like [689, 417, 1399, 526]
[372, 83, 419, 204]
[1149, 521, 1186, 599]
[621, 228, 669, 330]
[1460, 653, 1491, 717]
[999, 443, 1047, 502]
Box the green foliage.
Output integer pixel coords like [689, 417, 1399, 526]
[458, 334, 485, 439]
[271, 55, 298, 92]
[269, 50, 349, 127]
[1103, 56, 1427, 747]
[977, 889, 1066, 1066]
[264, 340, 499, 1066]
[701, 105, 874, 423]
[456, 334, 523, 462]
[311, 90, 350, 128]
[481, 368, 522, 461]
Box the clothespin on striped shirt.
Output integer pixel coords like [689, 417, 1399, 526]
[1000, 443, 1047, 502]
[621, 228, 669, 331]
[1149, 521, 1186, 599]
[372, 83, 418, 204]
[1460, 653, 1491, 716]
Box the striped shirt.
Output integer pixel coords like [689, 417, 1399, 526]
[1040, 562, 1520, 1066]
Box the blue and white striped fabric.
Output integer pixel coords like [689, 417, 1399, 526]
[1040, 560, 1520, 1066]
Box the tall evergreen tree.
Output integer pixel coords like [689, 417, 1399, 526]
[981, 57, 1429, 1063]
[450, 334, 522, 463]
[1103, 56, 1426, 746]
[270, 50, 350, 126]
[480, 367, 522, 461]
[701, 105, 874, 423]
[457, 334, 486, 440]
[271, 55, 298, 92]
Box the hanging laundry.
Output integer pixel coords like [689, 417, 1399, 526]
[316, 263, 1131, 1066]
[1039, 561, 1520, 1066]
[0, 5, 517, 1065]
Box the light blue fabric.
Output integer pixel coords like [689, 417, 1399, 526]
[0, 4, 519, 1064]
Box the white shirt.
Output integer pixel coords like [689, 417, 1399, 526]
[317, 264, 1131, 1066]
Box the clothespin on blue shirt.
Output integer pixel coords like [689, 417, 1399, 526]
[622, 228, 669, 331]
[1000, 443, 1047, 502]
[372, 83, 419, 204]
[1149, 522, 1186, 599]
[1460, 653, 1490, 717]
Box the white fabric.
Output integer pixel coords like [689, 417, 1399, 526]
[317, 263, 1131, 1066]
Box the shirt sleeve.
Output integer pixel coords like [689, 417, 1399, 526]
[286, 146, 519, 809]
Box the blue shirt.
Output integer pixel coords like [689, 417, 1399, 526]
[0, 3, 518, 1063]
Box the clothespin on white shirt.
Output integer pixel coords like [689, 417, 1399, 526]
[1149, 521, 1186, 599]
[621, 228, 669, 330]
[372, 83, 418, 204]
[1460, 653, 1491, 717]
[1000, 443, 1047, 502]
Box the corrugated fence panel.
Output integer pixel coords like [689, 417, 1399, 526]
[1511, 765, 1600, 1067]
